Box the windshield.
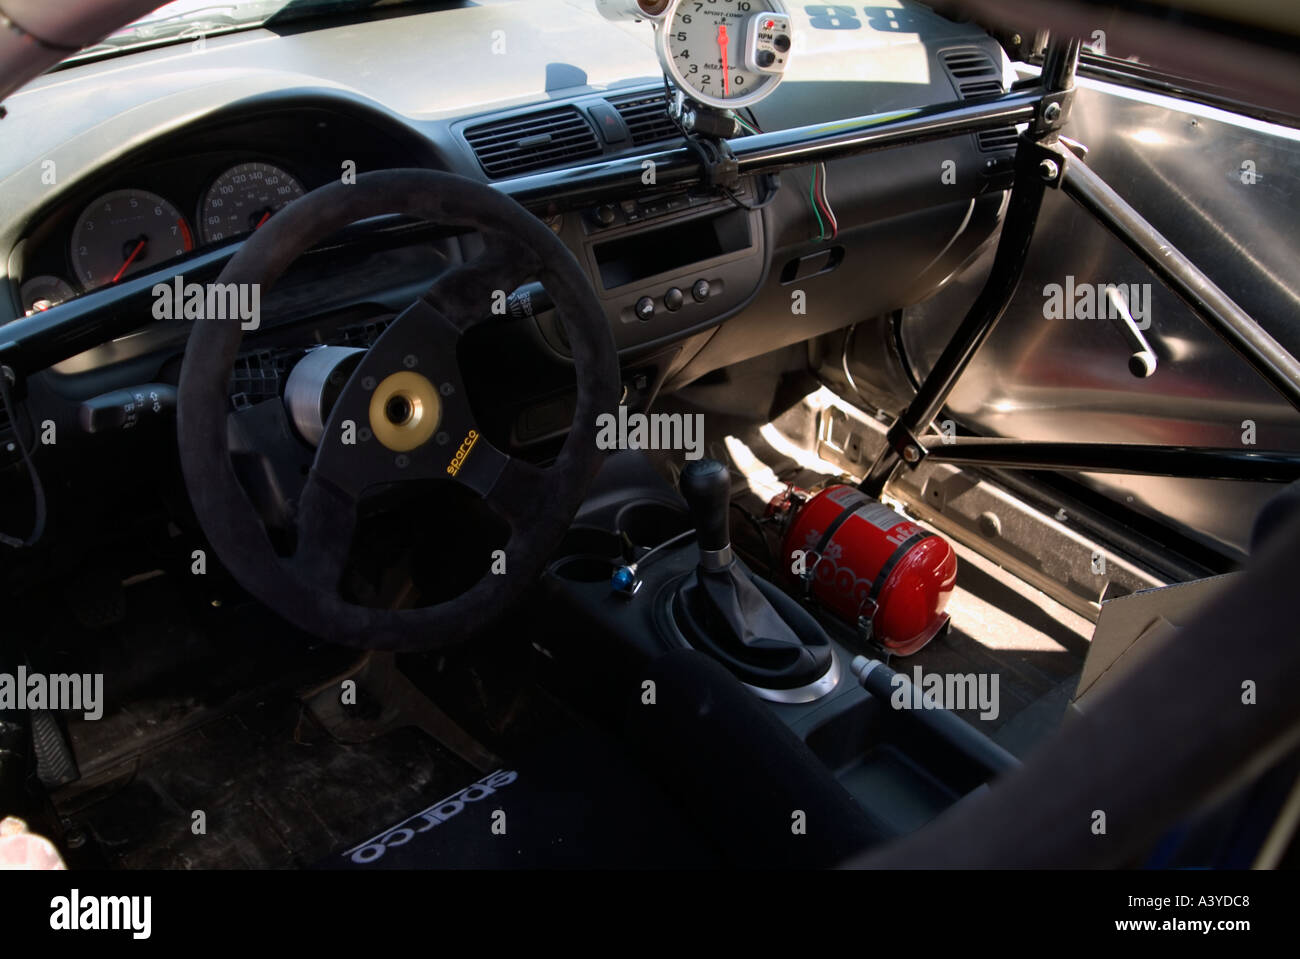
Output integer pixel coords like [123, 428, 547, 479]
[63, 0, 456, 65]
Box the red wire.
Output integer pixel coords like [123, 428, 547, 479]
[814, 163, 837, 239]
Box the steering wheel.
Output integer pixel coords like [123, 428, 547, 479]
[177, 170, 619, 651]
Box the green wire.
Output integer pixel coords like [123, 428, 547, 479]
[728, 115, 823, 239]
[809, 166, 825, 241]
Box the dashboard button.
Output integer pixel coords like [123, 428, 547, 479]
[691, 279, 711, 302]
[665, 287, 684, 311]
[635, 296, 655, 321]
[593, 204, 617, 227]
[587, 102, 629, 144]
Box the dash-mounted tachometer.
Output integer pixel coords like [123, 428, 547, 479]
[656, 0, 792, 110]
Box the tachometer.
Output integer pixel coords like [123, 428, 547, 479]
[199, 162, 305, 245]
[70, 190, 194, 291]
[657, 1, 792, 109]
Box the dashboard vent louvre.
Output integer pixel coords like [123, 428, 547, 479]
[608, 91, 681, 146]
[940, 47, 1017, 154]
[464, 107, 601, 178]
[977, 128, 1020, 152]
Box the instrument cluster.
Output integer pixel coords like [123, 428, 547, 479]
[19, 159, 307, 315]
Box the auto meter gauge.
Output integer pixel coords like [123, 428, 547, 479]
[657, 0, 791, 110]
[199, 162, 305, 245]
[20, 275, 76, 314]
[70, 190, 193, 291]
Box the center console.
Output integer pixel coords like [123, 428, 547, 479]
[534, 179, 767, 356]
[543, 452, 1019, 840]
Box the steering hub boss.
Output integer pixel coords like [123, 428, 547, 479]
[368, 370, 441, 452]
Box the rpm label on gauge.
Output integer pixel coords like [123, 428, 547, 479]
[70, 189, 194, 291]
[199, 162, 305, 244]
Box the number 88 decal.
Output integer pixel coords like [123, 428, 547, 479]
[804, 5, 917, 31]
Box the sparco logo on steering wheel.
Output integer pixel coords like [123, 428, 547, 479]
[447, 429, 480, 476]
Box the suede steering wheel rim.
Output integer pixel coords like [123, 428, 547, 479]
[177, 169, 619, 651]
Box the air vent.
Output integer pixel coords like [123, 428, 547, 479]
[608, 91, 681, 146]
[940, 48, 1004, 96]
[464, 107, 601, 178]
[977, 128, 1020, 152]
[940, 47, 1017, 154]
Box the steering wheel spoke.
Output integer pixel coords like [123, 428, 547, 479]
[480, 454, 548, 531]
[292, 471, 359, 592]
[423, 232, 542, 332]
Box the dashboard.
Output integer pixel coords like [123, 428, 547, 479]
[0, 0, 1014, 475]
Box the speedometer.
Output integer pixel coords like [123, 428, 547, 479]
[199, 162, 305, 245]
[657, 1, 792, 109]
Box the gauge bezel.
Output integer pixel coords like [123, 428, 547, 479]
[69, 188, 193, 291]
[655, 0, 789, 110]
[197, 160, 305, 246]
[19, 275, 77, 314]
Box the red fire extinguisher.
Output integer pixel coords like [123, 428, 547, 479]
[777, 484, 957, 656]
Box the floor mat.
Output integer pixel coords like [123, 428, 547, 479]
[320, 723, 720, 869]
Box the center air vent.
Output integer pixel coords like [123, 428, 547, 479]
[608, 91, 681, 146]
[464, 107, 601, 178]
[939, 47, 1017, 154]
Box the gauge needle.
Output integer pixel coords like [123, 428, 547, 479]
[111, 237, 147, 284]
[253, 210, 271, 230]
[717, 23, 730, 97]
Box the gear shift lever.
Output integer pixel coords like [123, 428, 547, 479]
[680, 459, 734, 570]
[672, 459, 835, 694]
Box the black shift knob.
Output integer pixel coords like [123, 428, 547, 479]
[680, 459, 732, 559]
